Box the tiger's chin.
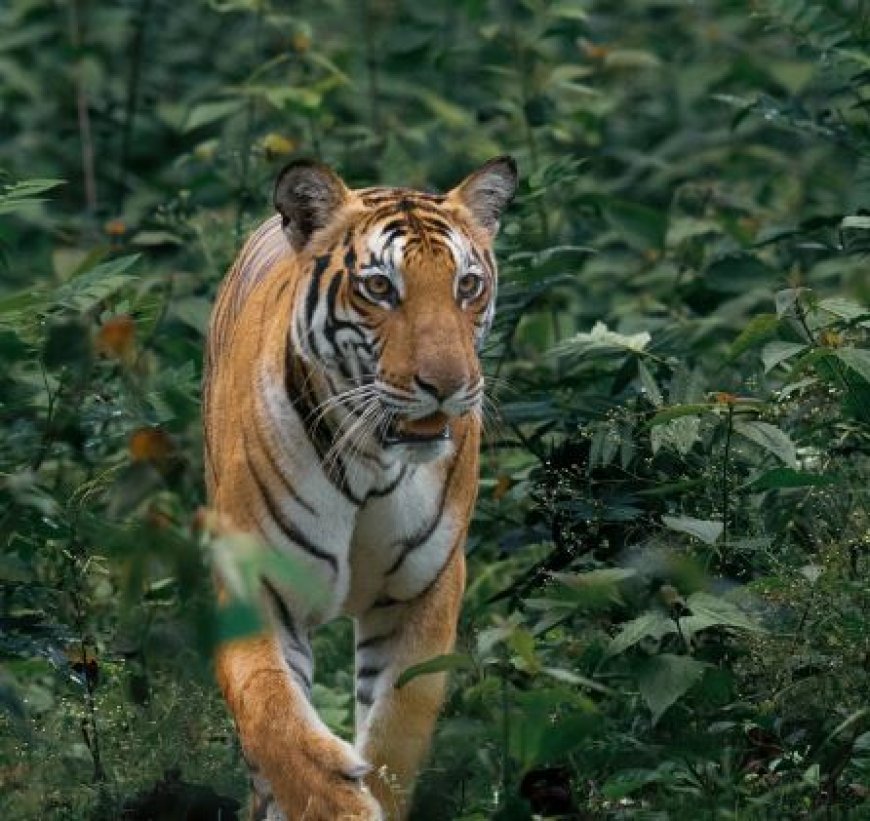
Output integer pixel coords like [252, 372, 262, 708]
[393, 438, 454, 464]
[381, 412, 454, 464]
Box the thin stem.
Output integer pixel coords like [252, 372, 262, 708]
[509, 25, 549, 242]
[68, 0, 98, 216]
[721, 403, 734, 553]
[235, 1, 266, 241]
[31, 364, 59, 472]
[66, 533, 105, 783]
[117, 0, 153, 212]
[361, 0, 381, 135]
[499, 668, 510, 809]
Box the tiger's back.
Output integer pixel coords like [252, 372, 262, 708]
[204, 157, 516, 820]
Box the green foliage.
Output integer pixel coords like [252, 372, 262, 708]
[2, 0, 869, 819]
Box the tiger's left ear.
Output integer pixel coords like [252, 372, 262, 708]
[449, 156, 518, 237]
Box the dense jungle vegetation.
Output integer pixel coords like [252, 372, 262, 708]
[1, 0, 869, 818]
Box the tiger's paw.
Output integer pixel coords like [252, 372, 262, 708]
[270, 734, 384, 821]
[285, 780, 383, 821]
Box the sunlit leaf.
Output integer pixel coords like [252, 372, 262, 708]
[661, 515, 723, 545]
[395, 653, 474, 689]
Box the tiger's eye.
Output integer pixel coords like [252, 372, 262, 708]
[365, 274, 394, 300]
[457, 273, 483, 300]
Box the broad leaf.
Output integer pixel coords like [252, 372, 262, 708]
[661, 515, 723, 545]
[748, 467, 833, 490]
[606, 611, 676, 657]
[734, 421, 797, 467]
[835, 348, 870, 384]
[636, 654, 706, 723]
[761, 341, 808, 373]
[679, 592, 761, 636]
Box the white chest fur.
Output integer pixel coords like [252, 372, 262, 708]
[344, 461, 458, 615]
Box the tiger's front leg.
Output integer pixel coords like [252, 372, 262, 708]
[218, 630, 382, 821]
[353, 545, 466, 820]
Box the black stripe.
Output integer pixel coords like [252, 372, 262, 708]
[371, 595, 401, 609]
[250, 796, 271, 821]
[252, 417, 318, 517]
[323, 272, 367, 366]
[357, 666, 382, 679]
[288, 660, 312, 692]
[261, 578, 313, 693]
[344, 244, 357, 272]
[246, 439, 340, 575]
[356, 631, 396, 651]
[305, 253, 332, 352]
[261, 576, 301, 643]
[284, 351, 363, 506]
[364, 465, 406, 500]
[385, 428, 468, 576]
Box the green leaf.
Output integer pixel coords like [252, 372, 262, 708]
[53, 255, 141, 313]
[517, 709, 601, 768]
[395, 653, 473, 689]
[106, 462, 164, 519]
[602, 769, 665, 800]
[729, 314, 780, 360]
[648, 404, 712, 425]
[840, 215, 870, 231]
[835, 348, 870, 384]
[666, 216, 723, 247]
[636, 654, 706, 723]
[661, 515, 723, 545]
[748, 467, 834, 490]
[42, 319, 91, 369]
[606, 611, 676, 657]
[679, 592, 761, 636]
[734, 421, 797, 467]
[0, 178, 65, 215]
[704, 254, 776, 294]
[637, 360, 663, 407]
[817, 296, 870, 324]
[539, 667, 613, 695]
[761, 341, 809, 373]
[553, 321, 651, 356]
[183, 99, 243, 132]
[604, 200, 667, 251]
[651, 416, 701, 456]
[171, 296, 213, 335]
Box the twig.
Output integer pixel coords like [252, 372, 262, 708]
[721, 402, 734, 554]
[361, 0, 381, 135]
[235, 1, 266, 241]
[68, 0, 98, 216]
[31, 364, 59, 472]
[117, 0, 154, 212]
[66, 533, 106, 783]
[509, 26, 550, 242]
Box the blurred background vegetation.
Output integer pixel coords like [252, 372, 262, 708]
[1, 0, 869, 818]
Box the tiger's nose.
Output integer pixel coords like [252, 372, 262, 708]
[414, 373, 465, 402]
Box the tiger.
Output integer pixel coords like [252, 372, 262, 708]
[203, 155, 517, 820]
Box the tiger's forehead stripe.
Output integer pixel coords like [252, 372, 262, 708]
[357, 186, 447, 207]
[346, 197, 469, 277]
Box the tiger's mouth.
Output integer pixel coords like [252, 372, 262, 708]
[381, 412, 452, 447]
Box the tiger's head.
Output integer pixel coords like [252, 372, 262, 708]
[274, 157, 517, 462]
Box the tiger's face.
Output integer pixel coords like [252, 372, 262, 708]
[275, 158, 517, 462]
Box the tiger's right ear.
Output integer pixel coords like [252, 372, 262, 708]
[273, 160, 350, 251]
